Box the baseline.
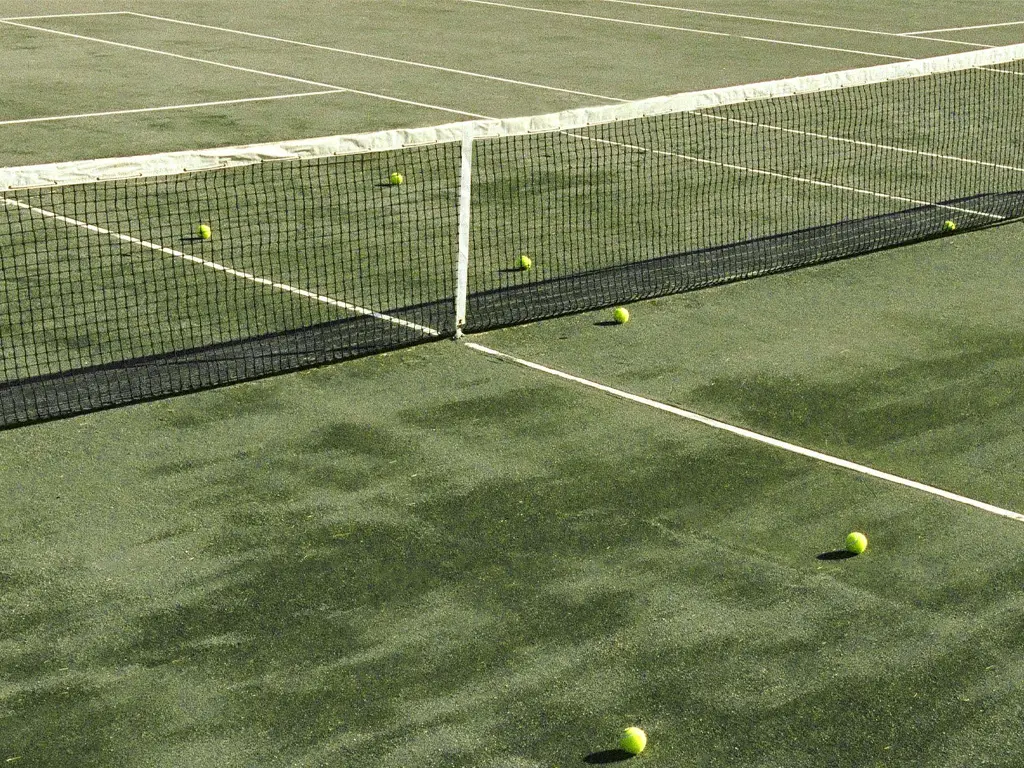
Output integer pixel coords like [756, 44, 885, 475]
[0, 11, 126, 21]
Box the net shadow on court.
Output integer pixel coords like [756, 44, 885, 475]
[3, 187, 1021, 426]
[2, 44, 1023, 428]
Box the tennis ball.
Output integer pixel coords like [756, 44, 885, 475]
[517, 254, 532, 270]
[612, 307, 630, 324]
[198, 224, 212, 240]
[846, 531, 868, 554]
[389, 172, 404, 185]
[943, 220, 957, 232]
[620, 726, 647, 755]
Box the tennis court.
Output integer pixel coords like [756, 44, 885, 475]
[2, 2, 1023, 767]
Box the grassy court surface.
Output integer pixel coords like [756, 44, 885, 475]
[2, 2, 1024, 767]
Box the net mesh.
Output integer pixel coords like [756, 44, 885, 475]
[2, 46, 1023, 426]
[465, 60, 1024, 328]
[1, 146, 459, 422]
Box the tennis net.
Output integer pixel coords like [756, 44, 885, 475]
[2, 43, 1023, 426]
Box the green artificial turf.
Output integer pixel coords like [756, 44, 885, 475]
[2, 331, 1023, 767]
[3, 4, 1023, 766]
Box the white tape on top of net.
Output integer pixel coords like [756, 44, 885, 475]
[2, 42, 1021, 191]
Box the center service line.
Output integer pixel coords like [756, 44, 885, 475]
[464, 341, 1024, 523]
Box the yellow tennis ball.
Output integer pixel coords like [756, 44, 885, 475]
[620, 726, 647, 755]
[943, 220, 957, 232]
[846, 531, 868, 554]
[612, 307, 630, 324]
[198, 224, 212, 240]
[517, 254, 532, 270]
[389, 172, 404, 185]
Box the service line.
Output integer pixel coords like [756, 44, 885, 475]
[0, 90, 346, 126]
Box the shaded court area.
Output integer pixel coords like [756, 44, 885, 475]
[1, 323, 1023, 767]
[2, 2, 1024, 766]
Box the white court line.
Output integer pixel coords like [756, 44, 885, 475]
[904, 20, 1024, 35]
[571, 131, 1007, 221]
[112, 11, 1024, 195]
[0, 196, 440, 336]
[586, 0, 991, 48]
[0, 19, 489, 120]
[0, 90, 346, 126]
[697, 113, 1024, 176]
[4, 14, 1007, 260]
[3, 20, 1001, 225]
[126, 12, 629, 104]
[465, 341, 1024, 523]
[456, 0, 910, 61]
[0, 11, 127, 21]
[982, 66, 1024, 77]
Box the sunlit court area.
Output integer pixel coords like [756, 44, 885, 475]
[1, 2, 1023, 766]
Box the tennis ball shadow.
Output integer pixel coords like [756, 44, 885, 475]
[584, 748, 636, 763]
[181, 235, 210, 243]
[816, 549, 858, 560]
[593, 320, 622, 327]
